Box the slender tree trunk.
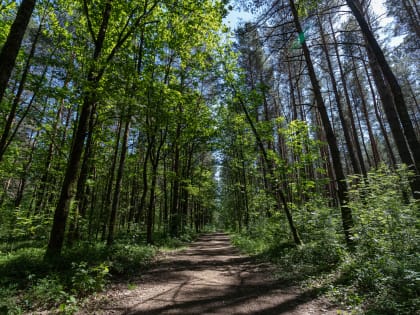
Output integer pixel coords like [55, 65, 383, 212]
[347, 0, 420, 196]
[146, 158, 158, 244]
[318, 14, 361, 175]
[15, 131, 38, 207]
[290, 0, 353, 246]
[0, 0, 36, 104]
[352, 58, 381, 167]
[107, 118, 130, 245]
[45, 0, 113, 258]
[135, 144, 150, 224]
[163, 157, 169, 235]
[233, 83, 302, 245]
[146, 128, 166, 244]
[67, 108, 96, 244]
[170, 124, 181, 237]
[360, 50, 397, 165]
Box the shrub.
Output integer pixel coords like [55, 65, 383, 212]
[70, 261, 109, 296]
[25, 274, 68, 309]
[109, 243, 156, 274]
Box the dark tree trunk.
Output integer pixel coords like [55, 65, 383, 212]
[107, 118, 130, 245]
[233, 83, 302, 245]
[0, 0, 36, 104]
[0, 16, 42, 161]
[45, 0, 113, 258]
[290, 0, 354, 246]
[346, 0, 420, 196]
[67, 108, 96, 244]
[135, 143, 150, 224]
[360, 50, 397, 165]
[318, 14, 362, 176]
[352, 57, 381, 167]
[366, 46, 420, 195]
[170, 124, 181, 237]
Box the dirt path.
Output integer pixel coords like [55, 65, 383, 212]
[79, 233, 338, 314]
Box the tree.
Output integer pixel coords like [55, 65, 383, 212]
[0, 0, 36, 105]
[46, 0, 160, 258]
[288, 0, 354, 246]
[345, 0, 420, 197]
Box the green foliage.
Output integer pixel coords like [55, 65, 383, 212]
[336, 164, 420, 314]
[0, 240, 160, 313]
[12, 209, 52, 240]
[70, 261, 109, 296]
[0, 247, 47, 284]
[0, 285, 22, 315]
[26, 274, 67, 309]
[230, 165, 419, 314]
[232, 230, 342, 281]
[108, 243, 156, 275]
[231, 232, 270, 255]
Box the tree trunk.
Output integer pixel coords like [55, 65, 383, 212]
[170, 124, 181, 237]
[318, 14, 362, 176]
[45, 0, 113, 258]
[346, 0, 420, 196]
[0, 0, 36, 104]
[289, 0, 354, 246]
[107, 118, 130, 245]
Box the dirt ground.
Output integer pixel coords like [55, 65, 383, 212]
[78, 233, 341, 314]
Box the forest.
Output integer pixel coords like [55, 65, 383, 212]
[0, 0, 418, 314]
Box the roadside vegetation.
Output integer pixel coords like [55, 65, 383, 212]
[230, 166, 419, 315]
[0, 230, 199, 314]
[0, 0, 419, 314]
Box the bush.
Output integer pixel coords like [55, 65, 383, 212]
[70, 261, 109, 296]
[0, 247, 47, 286]
[335, 164, 420, 314]
[108, 243, 156, 275]
[0, 285, 22, 315]
[26, 274, 67, 309]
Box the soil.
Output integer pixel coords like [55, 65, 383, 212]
[77, 233, 340, 315]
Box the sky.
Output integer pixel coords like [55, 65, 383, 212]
[224, 1, 390, 28]
[223, 0, 404, 45]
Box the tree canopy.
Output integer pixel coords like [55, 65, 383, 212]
[0, 0, 418, 314]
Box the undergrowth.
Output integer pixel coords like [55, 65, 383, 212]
[0, 230, 197, 314]
[231, 165, 419, 315]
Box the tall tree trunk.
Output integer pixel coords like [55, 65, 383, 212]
[290, 0, 354, 246]
[0, 0, 36, 104]
[146, 130, 164, 244]
[15, 131, 38, 207]
[360, 50, 397, 165]
[366, 46, 420, 195]
[233, 83, 302, 245]
[107, 117, 130, 245]
[45, 0, 113, 258]
[135, 143, 150, 224]
[351, 57, 381, 167]
[170, 124, 181, 237]
[67, 109, 96, 244]
[346, 0, 420, 196]
[318, 14, 361, 176]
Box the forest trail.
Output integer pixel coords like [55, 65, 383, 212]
[78, 233, 338, 315]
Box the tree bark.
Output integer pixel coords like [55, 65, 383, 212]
[45, 0, 113, 258]
[318, 14, 362, 176]
[107, 118, 130, 245]
[289, 0, 354, 246]
[0, 0, 36, 104]
[346, 0, 420, 196]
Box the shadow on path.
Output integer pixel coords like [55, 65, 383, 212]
[81, 233, 336, 315]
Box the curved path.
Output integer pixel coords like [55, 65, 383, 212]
[80, 233, 338, 314]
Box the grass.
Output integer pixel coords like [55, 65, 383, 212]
[0, 230, 198, 314]
[231, 232, 419, 315]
